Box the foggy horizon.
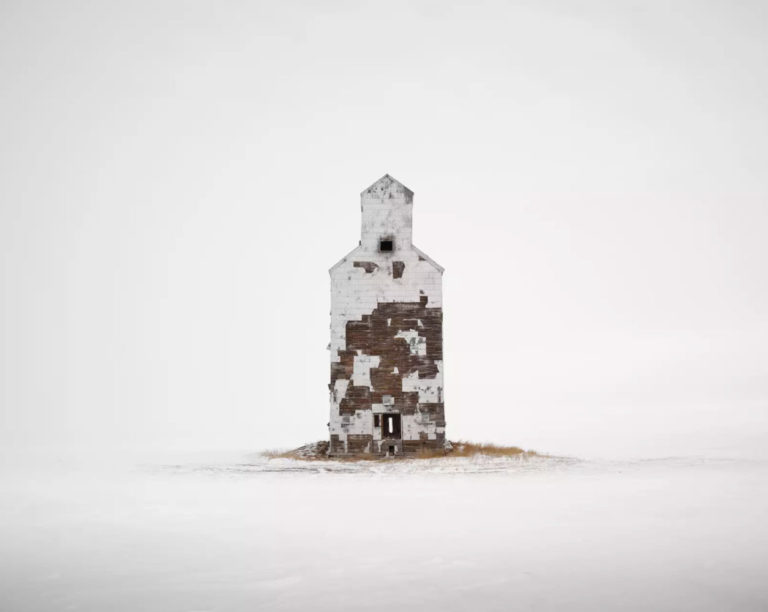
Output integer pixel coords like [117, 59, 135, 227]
[2, 0, 767, 460]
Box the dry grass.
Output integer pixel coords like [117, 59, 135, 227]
[263, 440, 542, 461]
[448, 440, 540, 458]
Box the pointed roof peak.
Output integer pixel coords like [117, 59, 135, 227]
[361, 174, 413, 202]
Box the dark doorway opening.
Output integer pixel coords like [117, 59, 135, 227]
[382, 414, 401, 439]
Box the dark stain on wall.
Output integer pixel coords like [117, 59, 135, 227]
[353, 261, 379, 273]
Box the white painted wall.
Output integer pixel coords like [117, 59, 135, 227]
[329, 175, 444, 452]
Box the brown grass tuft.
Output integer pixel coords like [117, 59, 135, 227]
[261, 440, 542, 461]
[448, 440, 540, 458]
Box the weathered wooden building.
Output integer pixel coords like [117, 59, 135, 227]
[328, 175, 445, 456]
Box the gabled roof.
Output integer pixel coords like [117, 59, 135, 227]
[329, 245, 362, 274]
[412, 245, 445, 274]
[361, 174, 414, 200]
[328, 244, 443, 274]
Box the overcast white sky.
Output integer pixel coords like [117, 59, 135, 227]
[1, 0, 767, 458]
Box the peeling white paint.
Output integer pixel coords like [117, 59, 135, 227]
[352, 354, 380, 388]
[329, 175, 445, 454]
[394, 329, 427, 356]
[401, 363, 443, 403]
[332, 379, 350, 404]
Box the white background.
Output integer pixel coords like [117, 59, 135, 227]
[2, 0, 767, 460]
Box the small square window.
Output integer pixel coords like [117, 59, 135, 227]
[379, 239, 393, 252]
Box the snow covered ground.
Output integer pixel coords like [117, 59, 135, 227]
[1, 450, 767, 611]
